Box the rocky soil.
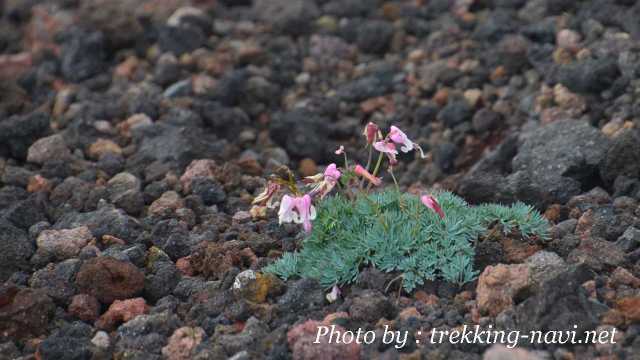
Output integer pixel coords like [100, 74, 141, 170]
[1, 0, 640, 359]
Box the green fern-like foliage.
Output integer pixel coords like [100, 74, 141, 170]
[264, 190, 549, 292]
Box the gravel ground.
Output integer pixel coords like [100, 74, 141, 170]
[1, 0, 640, 359]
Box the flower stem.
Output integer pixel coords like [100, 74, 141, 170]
[371, 151, 384, 178]
[389, 167, 400, 193]
[365, 145, 373, 171]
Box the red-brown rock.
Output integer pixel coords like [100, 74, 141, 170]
[287, 313, 361, 360]
[0, 286, 55, 340]
[68, 294, 100, 322]
[75, 257, 145, 304]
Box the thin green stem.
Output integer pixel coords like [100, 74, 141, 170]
[360, 145, 374, 190]
[365, 145, 373, 171]
[371, 151, 384, 178]
[389, 167, 400, 193]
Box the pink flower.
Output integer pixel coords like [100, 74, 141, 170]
[363, 122, 379, 144]
[373, 140, 398, 165]
[421, 195, 445, 219]
[387, 125, 427, 158]
[389, 126, 414, 153]
[305, 163, 341, 199]
[354, 164, 382, 186]
[335, 145, 345, 155]
[324, 163, 341, 182]
[278, 194, 317, 233]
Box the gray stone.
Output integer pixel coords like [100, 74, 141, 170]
[253, 0, 319, 36]
[459, 121, 610, 208]
[616, 226, 640, 252]
[600, 130, 640, 185]
[27, 134, 70, 164]
[0, 220, 34, 283]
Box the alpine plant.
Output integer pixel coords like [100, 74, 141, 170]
[252, 122, 550, 294]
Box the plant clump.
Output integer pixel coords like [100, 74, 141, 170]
[252, 122, 550, 293]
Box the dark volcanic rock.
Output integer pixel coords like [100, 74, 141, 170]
[460, 121, 610, 208]
[349, 290, 394, 323]
[254, 0, 320, 36]
[510, 120, 609, 206]
[600, 130, 640, 185]
[276, 278, 325, 314]
[356, 20, 394, 55]
[0, 112, 49, 160]
[438, 100, 475, 128]
[270, 109, 332, 162]
[515, 264, 607, 349]
[127, 123, 225, 169]
[0, 220, 34, 283]
[144, 258, 181, 303]
[335, 70, 396, 103]
[60, 29, 107, 82]
[158, 25, 206, 56]
[556, 58, 620, 94]
[37, 322, 94, 360]
[54, 203, 142, 243]
[4, 194, 48, 230]
[114, 311, 180, 357]
[149, 219, 197, 260]
[0, 286, 55, 340]
[29, 259, 81, 304]
[75, 256, 145, 304]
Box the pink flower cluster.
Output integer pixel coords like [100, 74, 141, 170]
[252, 122, 443, 234]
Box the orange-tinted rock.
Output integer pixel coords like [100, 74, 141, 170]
[414, 291, 439, 306]
[615, 297, 640, 326]
[162, 327, 206, 360]
[399, 307, 421, 322]
[88, 138, 123, 159]
[501, 237, 541, 263]
[176, 256, 194, 276]
[476, 264, 531, 317]
[75, 257, 145, 304]
[27, 174, 52, 193]
[96, 297, 149, 330]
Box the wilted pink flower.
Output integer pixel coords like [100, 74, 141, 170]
[252, 181, 281, 208]
[354, 164, 382, 186]
[421, 195, 445, 219]
[278, 194, 317, 233]
[335, 145, 345, 155]
[305, 163, 341, 199]
[363, 122, 379, 144]
[373, 140, 398, 165]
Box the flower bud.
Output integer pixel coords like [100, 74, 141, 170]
[363, 122, 379, 144]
